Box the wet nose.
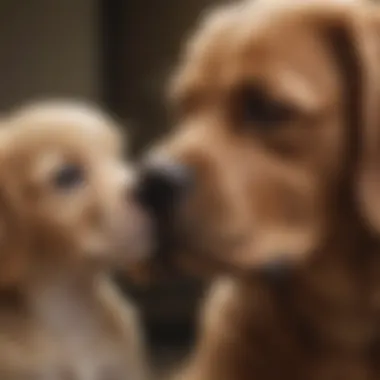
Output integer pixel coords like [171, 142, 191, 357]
[136, 158, 194, 219]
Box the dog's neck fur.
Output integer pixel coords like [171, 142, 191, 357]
[0, 263, 114, 343]
[200, 225, 380, 379]
[26, 268, 105, 337]
[238, 203, 380, 351]
[0, 265, 148, 380]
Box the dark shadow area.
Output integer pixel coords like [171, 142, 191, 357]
[100, 1, 221, 359]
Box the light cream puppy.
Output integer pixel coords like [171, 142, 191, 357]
[0, 101, 152, 380]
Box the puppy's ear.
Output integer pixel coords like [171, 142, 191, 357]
[0, 127, 28, 287]
[0, 195, 27, 287]
[321, 5, 380, 232]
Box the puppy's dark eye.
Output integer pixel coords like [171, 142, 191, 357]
[235, 85, 294, 129]
[53, 164, 85, 190]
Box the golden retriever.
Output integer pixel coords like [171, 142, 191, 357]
[0, 101, 152, 380]
[136, 0, 380, 379]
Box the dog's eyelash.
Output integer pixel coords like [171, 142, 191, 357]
[53, 164, 85, 190]
[233, 86, 295, 129]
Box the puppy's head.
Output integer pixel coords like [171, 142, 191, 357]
[0, 101, 152, 285]
[137, 0, 380, 275]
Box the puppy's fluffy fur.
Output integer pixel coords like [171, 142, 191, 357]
[144, 0, 380, 379]
[0, 101, 151, 379]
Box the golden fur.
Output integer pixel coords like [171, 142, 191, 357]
[142, 0, 380, 379]
[0, 101, 151, 379]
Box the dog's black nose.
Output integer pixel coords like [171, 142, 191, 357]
[136, 158, 194, 219]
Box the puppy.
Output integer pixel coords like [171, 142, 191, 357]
[0, 101, 152, 380]
[137, 1, 380, 379]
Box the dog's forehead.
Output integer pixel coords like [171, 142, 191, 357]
[173, 0, 354, 101]
[12, 102, 116, 135]
[8, 102, 124, 155]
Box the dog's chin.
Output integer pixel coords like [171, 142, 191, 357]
[82, 232, 154, 271]
[152, 225, 253, 279]
[174, 246, 298, 285]
[116, 211, 155, 264]
[153, 223, 302, 283]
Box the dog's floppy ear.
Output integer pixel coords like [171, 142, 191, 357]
[352, 8, 380, 232]
[320, 4, 380, 232]
[0, 125, 29, 287]
[0, 193, 28, 287]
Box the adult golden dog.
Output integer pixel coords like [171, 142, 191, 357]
[137, 1, 380, 379]
[0, 101, 152, 380]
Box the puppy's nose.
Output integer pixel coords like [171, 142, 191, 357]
[136, 158, 194, 218]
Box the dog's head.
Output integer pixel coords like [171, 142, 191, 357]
[0, 101, 153, 285]
[137, 0, 380, 274]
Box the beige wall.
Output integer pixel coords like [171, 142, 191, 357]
[0, 0, 99, 111]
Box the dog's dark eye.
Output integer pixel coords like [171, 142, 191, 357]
[236, 86, 294, 129]
[53, 164, 85, 190]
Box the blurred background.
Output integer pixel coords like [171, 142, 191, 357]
[0, 0, 224, 369]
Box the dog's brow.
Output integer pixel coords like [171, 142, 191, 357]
[32, 151, 65, 182]
[272, 70, 322, 113]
